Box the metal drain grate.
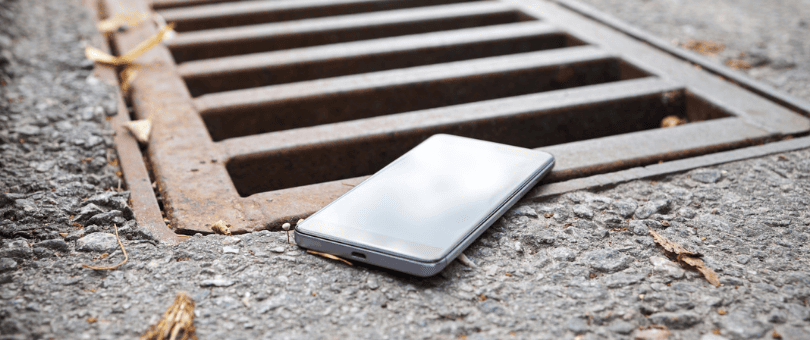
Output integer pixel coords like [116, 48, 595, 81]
[103, 0, 809, 234]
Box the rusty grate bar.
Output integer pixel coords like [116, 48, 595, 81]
[103, 0, 810, 236]
[179, 21, 578, 96]
[165, 2, 532, 62]
[158, 0, 486, 32]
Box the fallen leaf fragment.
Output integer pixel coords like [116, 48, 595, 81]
[211, 220, 231, 236]
[648, 229, 696, 256]
[86, 23, 175, 66]
[682, 40, 725, 55]
[124, 119, 152, 144]
[87, 317, 98, 324]
[306, 250, 352, 266]
[635, 325, 670, 340]
[97, 12, 151, 33]
[725, 59, 752, 71]
[661, 116, 687, 128]
[82, 224, 129, 271]
[680, 254, 720, 287]
[649, 228, 720, 287]
[457, 253, 478, 268]
[140, 292, 197, 340]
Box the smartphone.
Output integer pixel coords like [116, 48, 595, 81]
[294, 134, 555, 277]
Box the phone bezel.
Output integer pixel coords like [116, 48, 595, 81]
[294, 135, 555, 276]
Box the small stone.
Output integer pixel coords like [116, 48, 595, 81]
[650, 256, 685, 279]
[677, 207, 697, 219]
[367, 277, 379, 290]
[690, 169, 722, 183]
[223, 246, 239, 254]
[271, 246, 286, 253]
[76, 233, 118, 252]
[612, 199, 637, 218]
[719, 310, 769, 339]
[200, 275, 235, 287]
[33, 239, 68, 252]
[566, 317, 589, 334]
[35, 160, 55, 172]
[607, 320, 635, 334]
[222, 237, 241, 245]
[0, 258, 17, 273]
[13, 125, 41, 136]
[767, 310, 787, 324]
[0, 240, 33, 259]
[86, 210, 125, 226]
[573, 205, 594, 220]
[630, 220, 649, 235]
[507, 206, 538, 218]
[648, 312, 700, 329]
[549, 247, 576, 262]
[635, 199, 670, 219]
[602, 272, 645, 288]
[478, 300, 507, 315]
[584, 248, 632, 273]
[65, 229, 86, 241]
[71, 203, 105, 224]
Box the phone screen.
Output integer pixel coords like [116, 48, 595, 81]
[298, 135, 553, 263]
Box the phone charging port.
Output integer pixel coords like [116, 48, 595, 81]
[351, 252, 366, 259]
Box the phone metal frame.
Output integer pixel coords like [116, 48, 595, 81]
[294, 138, 555, 277]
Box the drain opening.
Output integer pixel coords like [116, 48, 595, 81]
[152, 0, 243, 10]
[226, 88, 730, 197]
[159, 0, 486, 32]
[183, 29, 586, 96]
[201, 54, 647, 141]
[351, 252, 367, 259]
[168, 9, 535, 63]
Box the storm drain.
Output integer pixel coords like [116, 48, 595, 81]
[100, 0, 810, 234]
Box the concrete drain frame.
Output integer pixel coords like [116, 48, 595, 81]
[87, 0, 810, 241]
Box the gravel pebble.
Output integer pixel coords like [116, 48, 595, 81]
[75, 233, 118, 252]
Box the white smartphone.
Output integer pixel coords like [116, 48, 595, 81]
[294, 134, 555, 277]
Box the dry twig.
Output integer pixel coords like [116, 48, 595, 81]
[86, 23, 175, 66]
[140, 292, 197, 340]
[82, 224, 128, 271]
[307, 250, 353, 266]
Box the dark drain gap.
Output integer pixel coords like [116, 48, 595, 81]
[202, 56, 645, 141]
[168, 10, 534, 63]
[160, 0, 486, 33]
[152, 0, 246, 10]
[183, 32, 585, 96]
[226, 89, 730, 197]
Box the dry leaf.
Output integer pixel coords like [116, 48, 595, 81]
[306, 250, 352, 266]
[682, 40, 725, 55]
[457, 253, 478, 268]
[85, 23, 175, 66]
[680, 254, 720, 287]
[124, 119, 152, 144]
[725, 59, 752, 71]
[661, 116, 687, 128]
[211, 220, 231, 236]
[140, 292, 197, 340]
[648, 229, 696, 256]
[649, 228, 720, 287]
[635, 327, 670, 340]
[97, 12, 151, 33]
